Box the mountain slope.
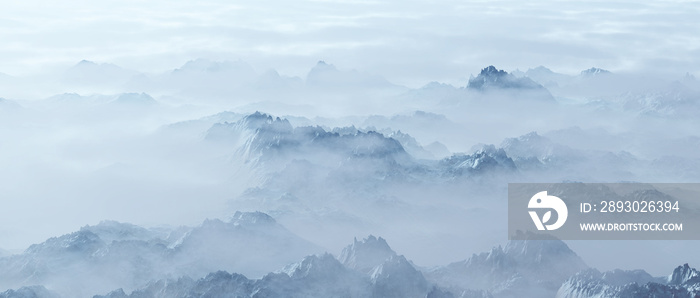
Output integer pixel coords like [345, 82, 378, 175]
[96, 235, 435, 298]
[0, 212, 319, 297]
[557, 264, 700, 298]
[427, 232, 587, 298]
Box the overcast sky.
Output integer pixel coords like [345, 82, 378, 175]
[1, 0, 699, 87]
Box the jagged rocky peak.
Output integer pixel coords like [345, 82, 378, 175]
[427, 232, 587, 298]
[557, 265, 697, 298]
[339, 235, 398, 273]
[204, 111, 293, 142]
[528, 65, 555, 74]
[345, 131, 407, 157]
[229, 211, 277, 226]
[626, 188, 675, 202]
[500, 131, 549, 156]
[330, 125, 361, 135]
[370, 254, 430, 298]
[76, 59, 97, 67]
[189, 212, 280, 238]
[258, 253, 374, 298]
[69, 59, 123, 71]
[297, 126, 408, 159]
[0, 285, 61, 298]
[557, 268, 609, 298]
[467, 65, 545, 90]
[25, 229, 105, 255]
[197, 211, 277, 230]
[458, 244, 513, 272]
[312, 60, 336, 71]
[485, 245, 508, 263]
[95, 272, 250, 298]
[306, 60, 339, 83]
[80, 220, 157, 243]
[369, 255, 417, 280]
[600, 269, 657, 286]
[504, 231, 581, 262]
[472, 143, 503, 156]
[503, 131, 547, 145]
[421, 81, 455, 90]
[480, 65, 509, 78]
[441, 144, 516, 173]
[500, 131, 576, 163]
[205, 112, 411, 164]
[669, 263, 700, 285]
[283, 253, 348, 279]
[240, 111, 293, 132]
[504, 231, 587, 275]
[580, 67, 611, 76]
[473, 145, 516, 168]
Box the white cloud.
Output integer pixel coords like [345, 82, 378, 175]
[0, 0, 696, 84]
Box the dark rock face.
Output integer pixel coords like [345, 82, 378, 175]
[468, 66, 546, 91]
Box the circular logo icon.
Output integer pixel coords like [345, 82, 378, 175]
[528, 191, 568, 231]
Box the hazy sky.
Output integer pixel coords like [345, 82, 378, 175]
[1, 0, 699, 87]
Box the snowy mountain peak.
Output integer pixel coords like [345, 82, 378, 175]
[510, 131, 543, 142]
[485, 245, 506, 262]
[199, 212, 279, 231]
[600, 269, 656, 286]
[528, 66, 555, 75]
[70, 59, 122, 71]
[467, 66, 545, 90]
[241, 111, 293, 132]
[229, 211, 277, 226]
[429, 233, 586, 297]
[313, 60, 335, 70]
[0, 286, 60, 298]
[499, 131, 554, 156]
[79, 220, 158, 243]
[76, 59, 97, 66]
[557, 266, 697, 298]
[339, 235, 397, 273]
[503, 231, 580, 263]
[461, 245, 511, 270]
[473, 144, 504, 156]
[441, 144, 516, 173]
[580, 67, 611, 76]
[669, 263, 700, 285]
[499, 131, 577, 165]
[370, 255, 430, 298]
[480, 65, 508, 77]
[63, 60, 137, 87]
[306, 61, 339, 82]
[206, 112, 411, 166]
[282, 253, 347, 279]
[25, 230, 105, 255]
[369, 255, 413, 280]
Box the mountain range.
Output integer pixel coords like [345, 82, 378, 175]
[0, 212, 319, 297]
[1, 215, 695, 298]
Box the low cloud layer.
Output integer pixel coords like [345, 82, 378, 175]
[1, 0, 698, 87]
[1, 2, 699, 296]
